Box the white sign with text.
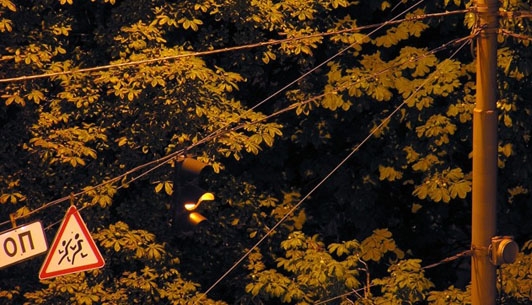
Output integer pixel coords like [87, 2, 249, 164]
[0, 222, 48, 269]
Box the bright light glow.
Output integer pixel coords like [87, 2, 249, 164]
[199, 192, 215, 202]
[184, 203, 196, 211]
[183, 192, 214, 211]
[189, 212, 207, 225]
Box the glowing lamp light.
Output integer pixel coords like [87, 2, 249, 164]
[189, 212, 207, 225]
[171, 157, 215, 228]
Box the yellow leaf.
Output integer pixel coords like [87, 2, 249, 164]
[412, 184, 428, 200]
[379, 165, 403, 181]
[127, 91, 135, 101]
[293, 210, 306, 230]
[381, 1, 391, 10]
[374, 228, 392, 238]
[449, 180, 471, 199]
[116, 137, 127, 147]
[164, 182, 173, 195]
[2, 0, 16, 12]
[411, 203, 423, 213]
[155, 182, 164, 193]
[501, 143, 513, 157]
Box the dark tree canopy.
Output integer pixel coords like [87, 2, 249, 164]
[0, 0, 532, 304]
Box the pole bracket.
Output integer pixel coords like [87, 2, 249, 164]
[475, 2, 499, 33]
[471, 244, 490, 257]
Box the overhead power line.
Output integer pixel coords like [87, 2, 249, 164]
[195, 8, 482, 305]
[222, 29, 479, 137]
[500, 10, 532, 19]
[0, 9, 469, 84]
[0, 3, 481, 302]
[313, 249, 472, 305]
[0, 27, 478, 231]
[0, 5, 473, 231]
[196, 34, 474, 304]
[500, 28, 532, 42]
[198, 0, 427, 146]
[1, 0, 475, 247]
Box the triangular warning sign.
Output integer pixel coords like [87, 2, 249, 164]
[39, 206, 105, 279]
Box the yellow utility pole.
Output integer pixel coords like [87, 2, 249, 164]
[471, 0, 499, 304]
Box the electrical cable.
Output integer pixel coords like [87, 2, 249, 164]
[0, 2, 521, 303]
[0, 6, 480, 302]
[313, 249, 473, 304]
[0, 8, 473, 227]
[314, 286, 372, 305]
[500, 28, 532, 41]
[421, 249, 473, 270]
[194, 30, 469, 301]
[0, 5, 471, 226]
[500, 10, 532, 19]
[0, 29, 479, 230]
[1, 0, 473, 229]
[223, 30, 479, 135]
[0, 9, 469, 85]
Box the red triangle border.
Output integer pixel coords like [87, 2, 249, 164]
[39, 206, 105, 279]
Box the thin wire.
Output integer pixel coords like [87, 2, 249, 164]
[0, 8, 472, 227]
[500, 28, 532, 42]
[314, 285, 374, 305]
[226, 32, 478, 134]
[0, 6, 471, 228]
[246, 0, 425, 113]
[42, 154, 180, 231]
[391, 0, 404, 12]
[194, 1, 425, 301]
[314, 249, 472, 304]
[195, 31, 475, 303]
[500, 10, 532, 19]
[0, 29, 477, 230]
[0, 148, 186, 228]
[0, 9, 469, 84]
[422, 249, 472, 270]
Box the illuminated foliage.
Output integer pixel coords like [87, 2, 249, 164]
[0, 0, 531, 304]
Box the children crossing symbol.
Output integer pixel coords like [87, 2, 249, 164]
[39, 206, 105, 279]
